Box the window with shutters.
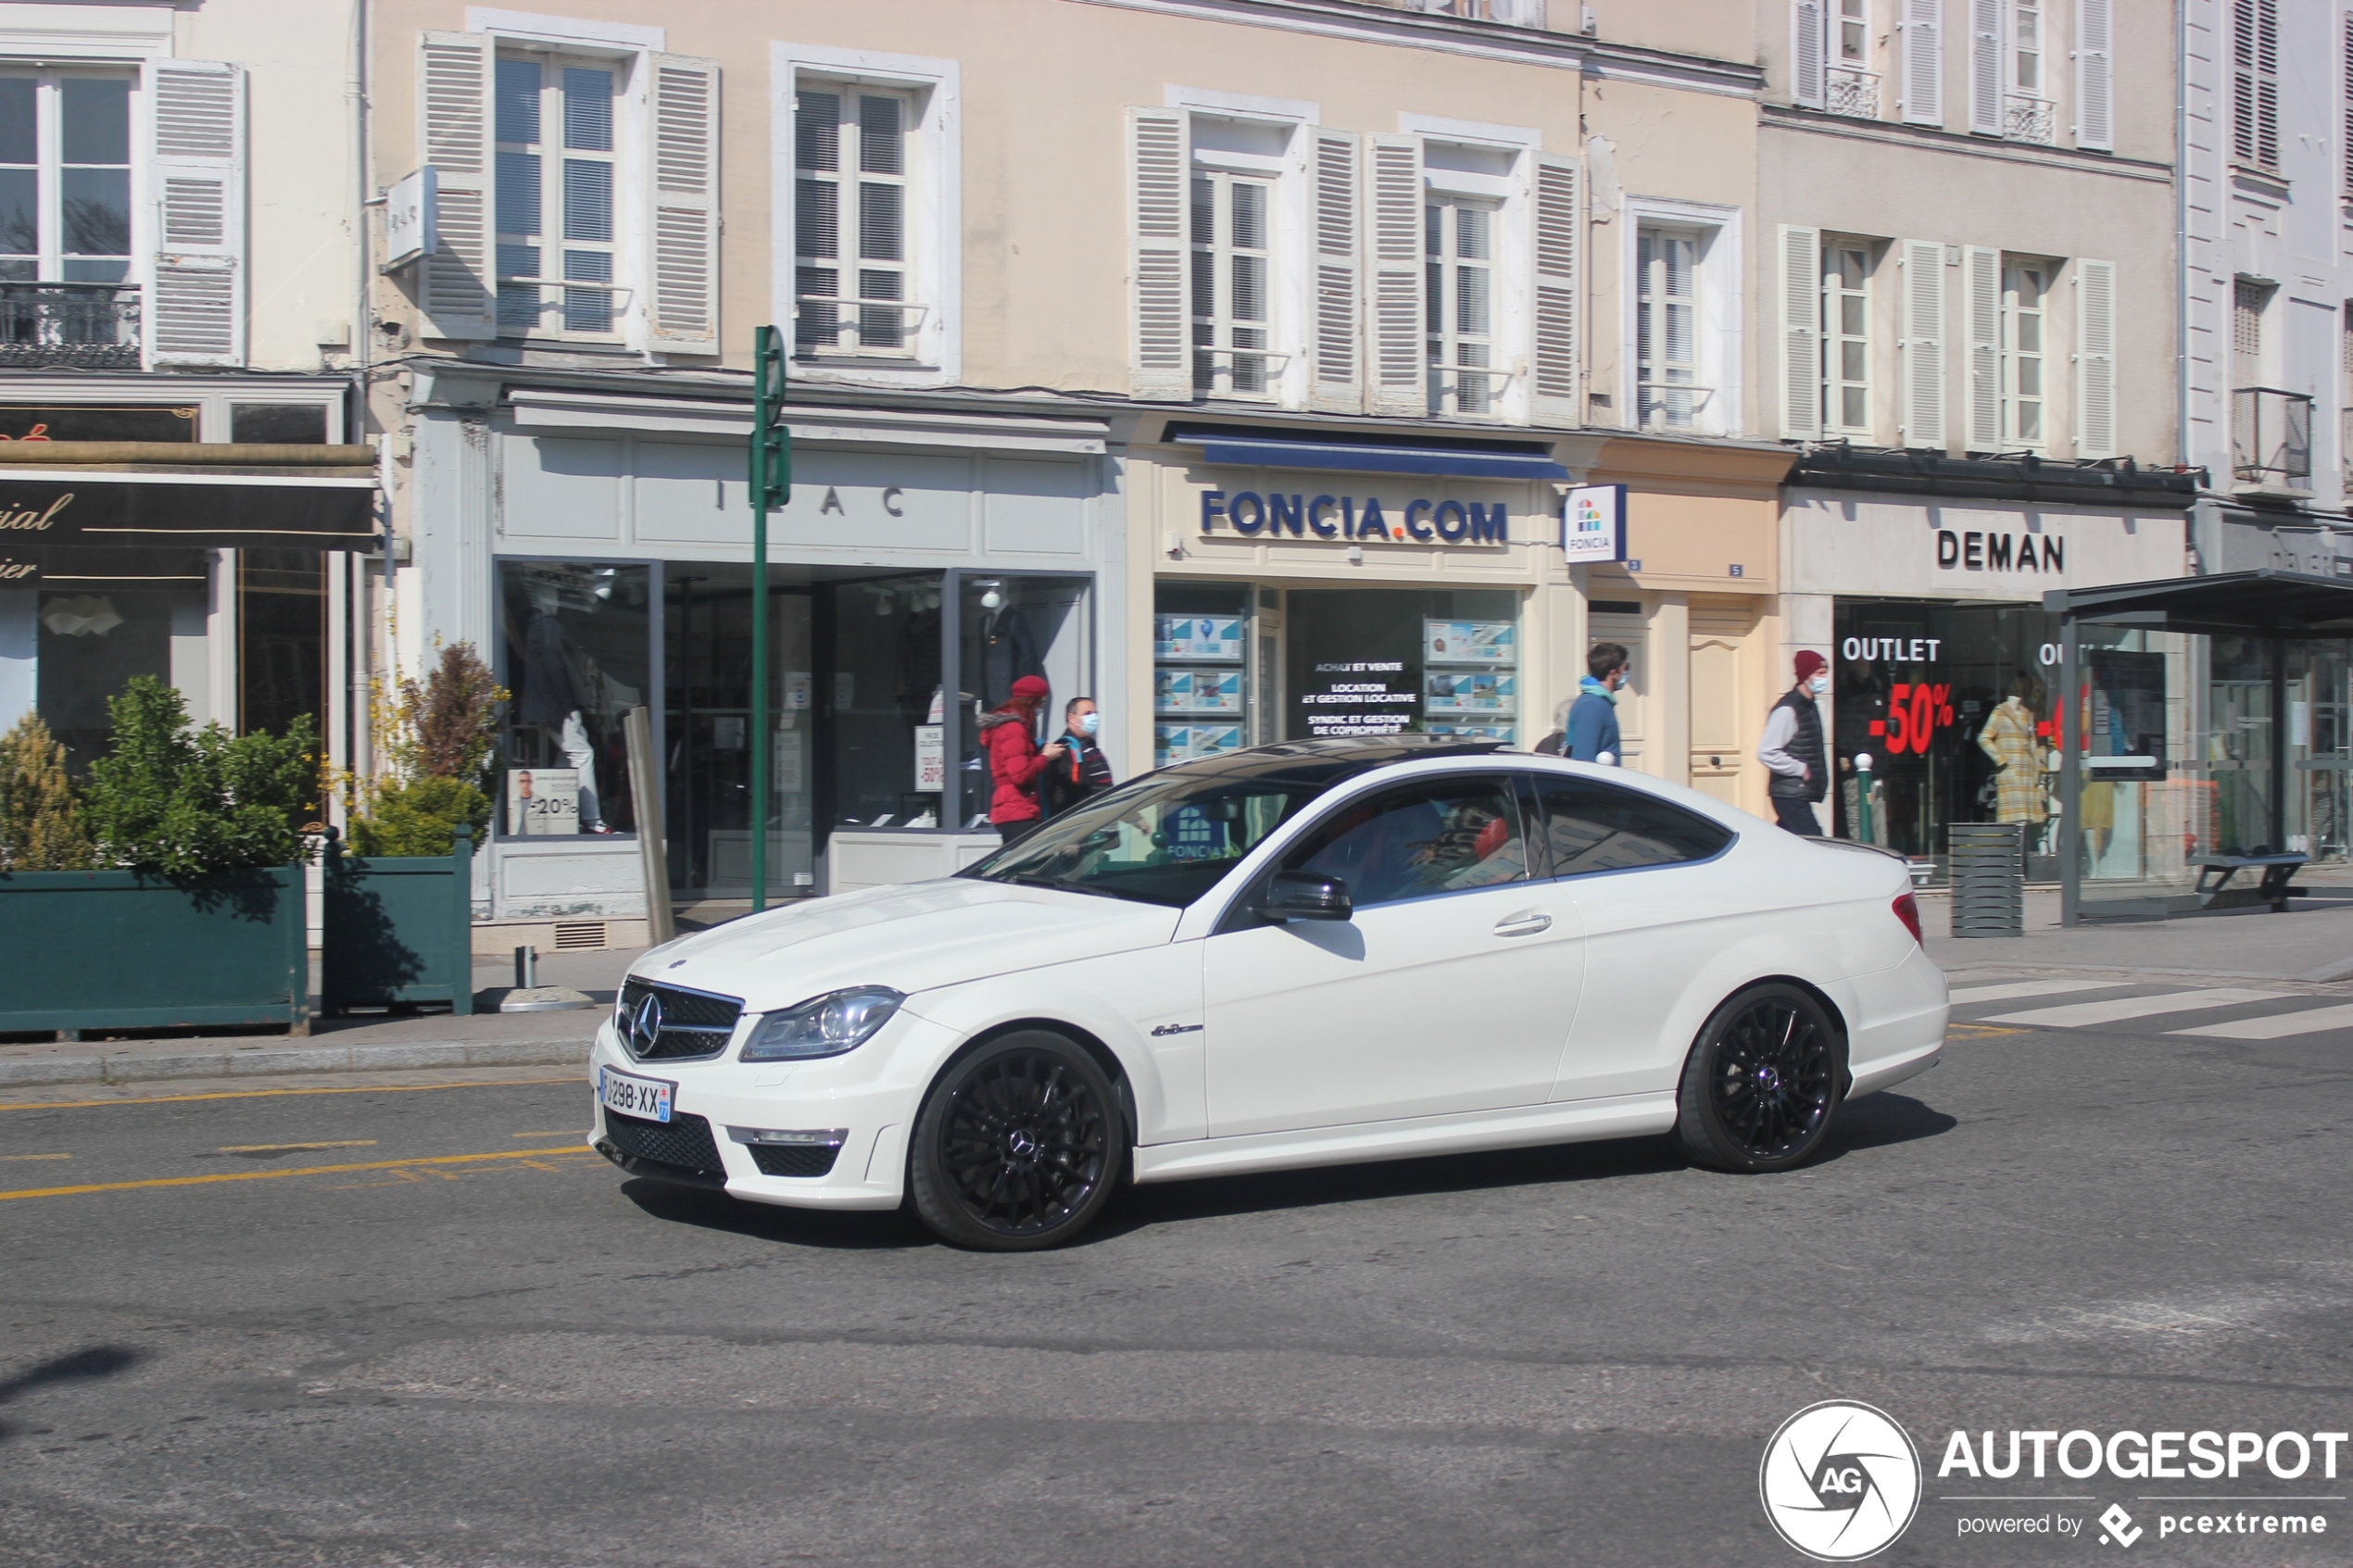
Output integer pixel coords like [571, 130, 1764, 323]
[2002, 259, 2050, 450]
[1425, 194, 1499, 416]
[1827, 0, 1881, 118]
[2005, 0, 2056, 144]
[1637, 227, 1703, 432]
[1191, 169, 1276, 397]
[1821, 241, 1873, 436]
[2232, 0, 2280, 170]
[1627, 200, 1737, 434]
[0, 71, 132, 283]
[796, 83, 918, 358]
[496, 55, 621, 338]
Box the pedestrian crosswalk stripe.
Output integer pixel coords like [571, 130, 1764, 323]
[1947, 979, 2133, 1004]
[1981, 988, 2294, 1029]
[2169, 1001, 2353, 1040]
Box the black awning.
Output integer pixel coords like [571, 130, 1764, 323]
[1792, 445, 2204, 508]
[0, 469, 377, 552]
[2045, 570, 2353, 636]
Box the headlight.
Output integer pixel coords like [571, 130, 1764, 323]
[740, 986, 905, 1061]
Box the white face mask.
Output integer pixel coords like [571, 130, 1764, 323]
[1807, 674, 1831, 696]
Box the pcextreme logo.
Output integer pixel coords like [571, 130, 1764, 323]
[1760, 1400, 1924, 1562]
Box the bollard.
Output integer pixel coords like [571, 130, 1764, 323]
[1855, 752, 1875, 845]
[514, 945, 537, 990]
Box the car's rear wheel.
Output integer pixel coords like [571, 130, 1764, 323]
[909, 1030, 1126, 1250]
[1676, 984, 1843, 1173]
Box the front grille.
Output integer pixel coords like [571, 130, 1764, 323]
[748, 1143, 841, 1178]
[601, 1110, 725, 1176]
[616, 979, 743, 1060]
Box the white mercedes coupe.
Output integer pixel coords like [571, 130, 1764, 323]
[591, 737, 1947, 1249]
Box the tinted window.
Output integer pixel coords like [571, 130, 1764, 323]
[965, 769, 1331, 908]
[1532, 776, 1730, 877]
[1284, 775, 1529, 908]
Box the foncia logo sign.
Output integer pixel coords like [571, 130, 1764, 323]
[1759, 1401, 1923, 1561]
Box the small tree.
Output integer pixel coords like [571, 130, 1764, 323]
[346, 642, 504, 856]
[0, 710, 93, 870]
[82, 677, 318, 874]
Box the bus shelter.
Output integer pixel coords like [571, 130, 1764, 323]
[2046, 571, 2353, 924]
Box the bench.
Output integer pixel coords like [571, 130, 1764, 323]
[2192, 852, 2309, 913]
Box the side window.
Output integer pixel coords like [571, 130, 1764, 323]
[1532, 776, 1731, 877]
[1284, 775, 1529, 908]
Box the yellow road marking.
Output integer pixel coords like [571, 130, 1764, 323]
[0, 1075, 579, 1113]
[0, 1146, 600, 1202]
[1948, 1022, 2029, 1038]
[0, 1152, 69, 1161]
[218, 1139, 377, 1153]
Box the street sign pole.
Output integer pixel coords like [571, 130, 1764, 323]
[749, 326, 790, 913]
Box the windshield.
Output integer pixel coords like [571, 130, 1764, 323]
[960, 764, 1343, 906]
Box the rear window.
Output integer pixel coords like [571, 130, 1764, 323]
[1529, 776, 1732, 877]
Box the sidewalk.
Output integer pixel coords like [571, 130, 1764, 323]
[0, 947, 641, 1088]
[1922, 887, 2353, 982]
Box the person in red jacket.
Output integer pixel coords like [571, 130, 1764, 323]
[978, 673, 1065, 843]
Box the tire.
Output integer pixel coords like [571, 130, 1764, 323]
[908, 1030, 1127, 1250]
[1675, 984, 1845, 1173]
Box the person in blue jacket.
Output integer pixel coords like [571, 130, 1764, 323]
[1565, 642, 1629, 763]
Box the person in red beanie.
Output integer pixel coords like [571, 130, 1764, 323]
[978, 673, 1065, 843]
[1757, 648, 1831, 835]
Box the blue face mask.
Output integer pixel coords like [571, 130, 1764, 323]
[1077, 711, 1101, 736]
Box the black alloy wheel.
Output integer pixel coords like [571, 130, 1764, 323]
[909, 1031, 1126, 1250]
[1676, 984, 1844, 1173]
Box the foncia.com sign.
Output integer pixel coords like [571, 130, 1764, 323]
[1760, 1401, 2347, 1559]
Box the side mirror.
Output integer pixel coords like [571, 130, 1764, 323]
[1253, 869, 1353, 922]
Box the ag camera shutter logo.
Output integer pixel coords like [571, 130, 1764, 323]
[1759, 1399, 1922, 1561]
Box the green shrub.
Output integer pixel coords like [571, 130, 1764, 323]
[0, 710, 94, 870]
[82, 677, 319, 874]
[346, 775, 490, 857]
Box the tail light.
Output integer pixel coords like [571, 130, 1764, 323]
[1892, 891, 1923, 946]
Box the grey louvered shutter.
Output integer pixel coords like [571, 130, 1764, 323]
[2074, 257, 2116, 458]
[1530, 153, 1580, 427]
[2076, 0, 2113, 150]
[417, 31, 496, 341]
[1310, 127, 1363, 413]
[1793, 0, 1827, 108]
[1965, 245, 2001, 451]
[1779, 225, 1821, 441]
[146, 60, 245, 368]
[1127, 107, 1188, 401]
[648, 55, 719, 354]
[1365, 133, 1425, 419]
[1900, 239, 1946, 450]
[1901, 0, 1944, 126]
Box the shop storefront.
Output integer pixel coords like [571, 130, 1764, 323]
[1780, 448, 2200, 879]
[396, 374, 1115, 933]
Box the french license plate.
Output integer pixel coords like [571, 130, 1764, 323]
[598, 1065, 674, 1123]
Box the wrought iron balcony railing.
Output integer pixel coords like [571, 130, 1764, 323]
[2005, 92, 2057, 144]
[1826, 65, 1881, 119]
[0, 282, 141, 369]
[2233, 386, 2314, 488]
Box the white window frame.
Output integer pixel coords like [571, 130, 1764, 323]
[2002, 255, 2053, 451]
[0, 66, 139, 285]
[1402, 113, 1540, 425]
[1619, 196, 1742, 437]
[1189, 162, 1280, 400]
[2004, 0, 2056, 144]
[1425, 189, 1503, 418]
[794, 82, 922, 361]
[1173, 87, 1315, 410]
[1822, 236, 1874, 438]
[773, 43, 960, 388]
[493, 48, 627, 342]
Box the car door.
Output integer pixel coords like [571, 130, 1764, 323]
[1202, 771, 1585, 1137]
[1526, 774, 1738, 1101]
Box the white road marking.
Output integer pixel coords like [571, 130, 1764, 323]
[2170, 1001, 2353, 1039]
[1982, 988, 2293, 1028]
[1947, 979, 2134, 1004]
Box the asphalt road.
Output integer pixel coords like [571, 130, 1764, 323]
[3, 978, 2351, 1567]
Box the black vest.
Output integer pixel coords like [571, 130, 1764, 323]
[1769, 689, 1829, 802]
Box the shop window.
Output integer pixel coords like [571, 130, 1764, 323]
[1425, 194, 1499, 416]
[665, 565, 818, 898]
[955, 574, 1092, 828]
[496, 55, 621, 337]
[1153, 582, 1253, 768]
[1284, 774, 1528, 907]
[0, 71, 132, 283]
[1287, 587, 1520, 746]
[827, 571, 946, 833]
[237, 549, 322, 741]
[497, 562, 649, 836]
[230, 404, 329, 445]
[31, 582, 206, 771]
[795, 82, 919, 358]
[1529, 775, 1731, 878]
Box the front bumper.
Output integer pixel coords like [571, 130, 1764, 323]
[588, 1012, 950, 1211]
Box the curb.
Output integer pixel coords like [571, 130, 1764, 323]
[0, 1037, 595, 1088]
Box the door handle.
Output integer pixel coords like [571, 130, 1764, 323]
[1493, 910, 1553, 937]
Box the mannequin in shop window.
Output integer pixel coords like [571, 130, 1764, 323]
[522, 581, 610, 834]
[976, 584, 1041, 709]
[1978, 672, 2046, 841]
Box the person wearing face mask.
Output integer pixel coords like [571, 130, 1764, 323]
[1758, 649, 1832, 836]
[1038, 696, 1115, 819]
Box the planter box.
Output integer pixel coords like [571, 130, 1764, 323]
[321, 827, 475, 1017]
[0, 864, 308, 1037]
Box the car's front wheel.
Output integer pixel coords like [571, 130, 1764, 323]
[909, 1030, 1126, 1250]
[1676, 984, 1843, 1173]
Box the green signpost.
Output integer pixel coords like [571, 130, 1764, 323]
[749, 326, 790, 913]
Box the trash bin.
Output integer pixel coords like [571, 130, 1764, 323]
[1949, 822, 2024, 937]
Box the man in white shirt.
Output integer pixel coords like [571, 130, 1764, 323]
[1758, 649, 1831, 835]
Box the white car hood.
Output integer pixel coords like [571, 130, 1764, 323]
[631, 877, 1183, 1014]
